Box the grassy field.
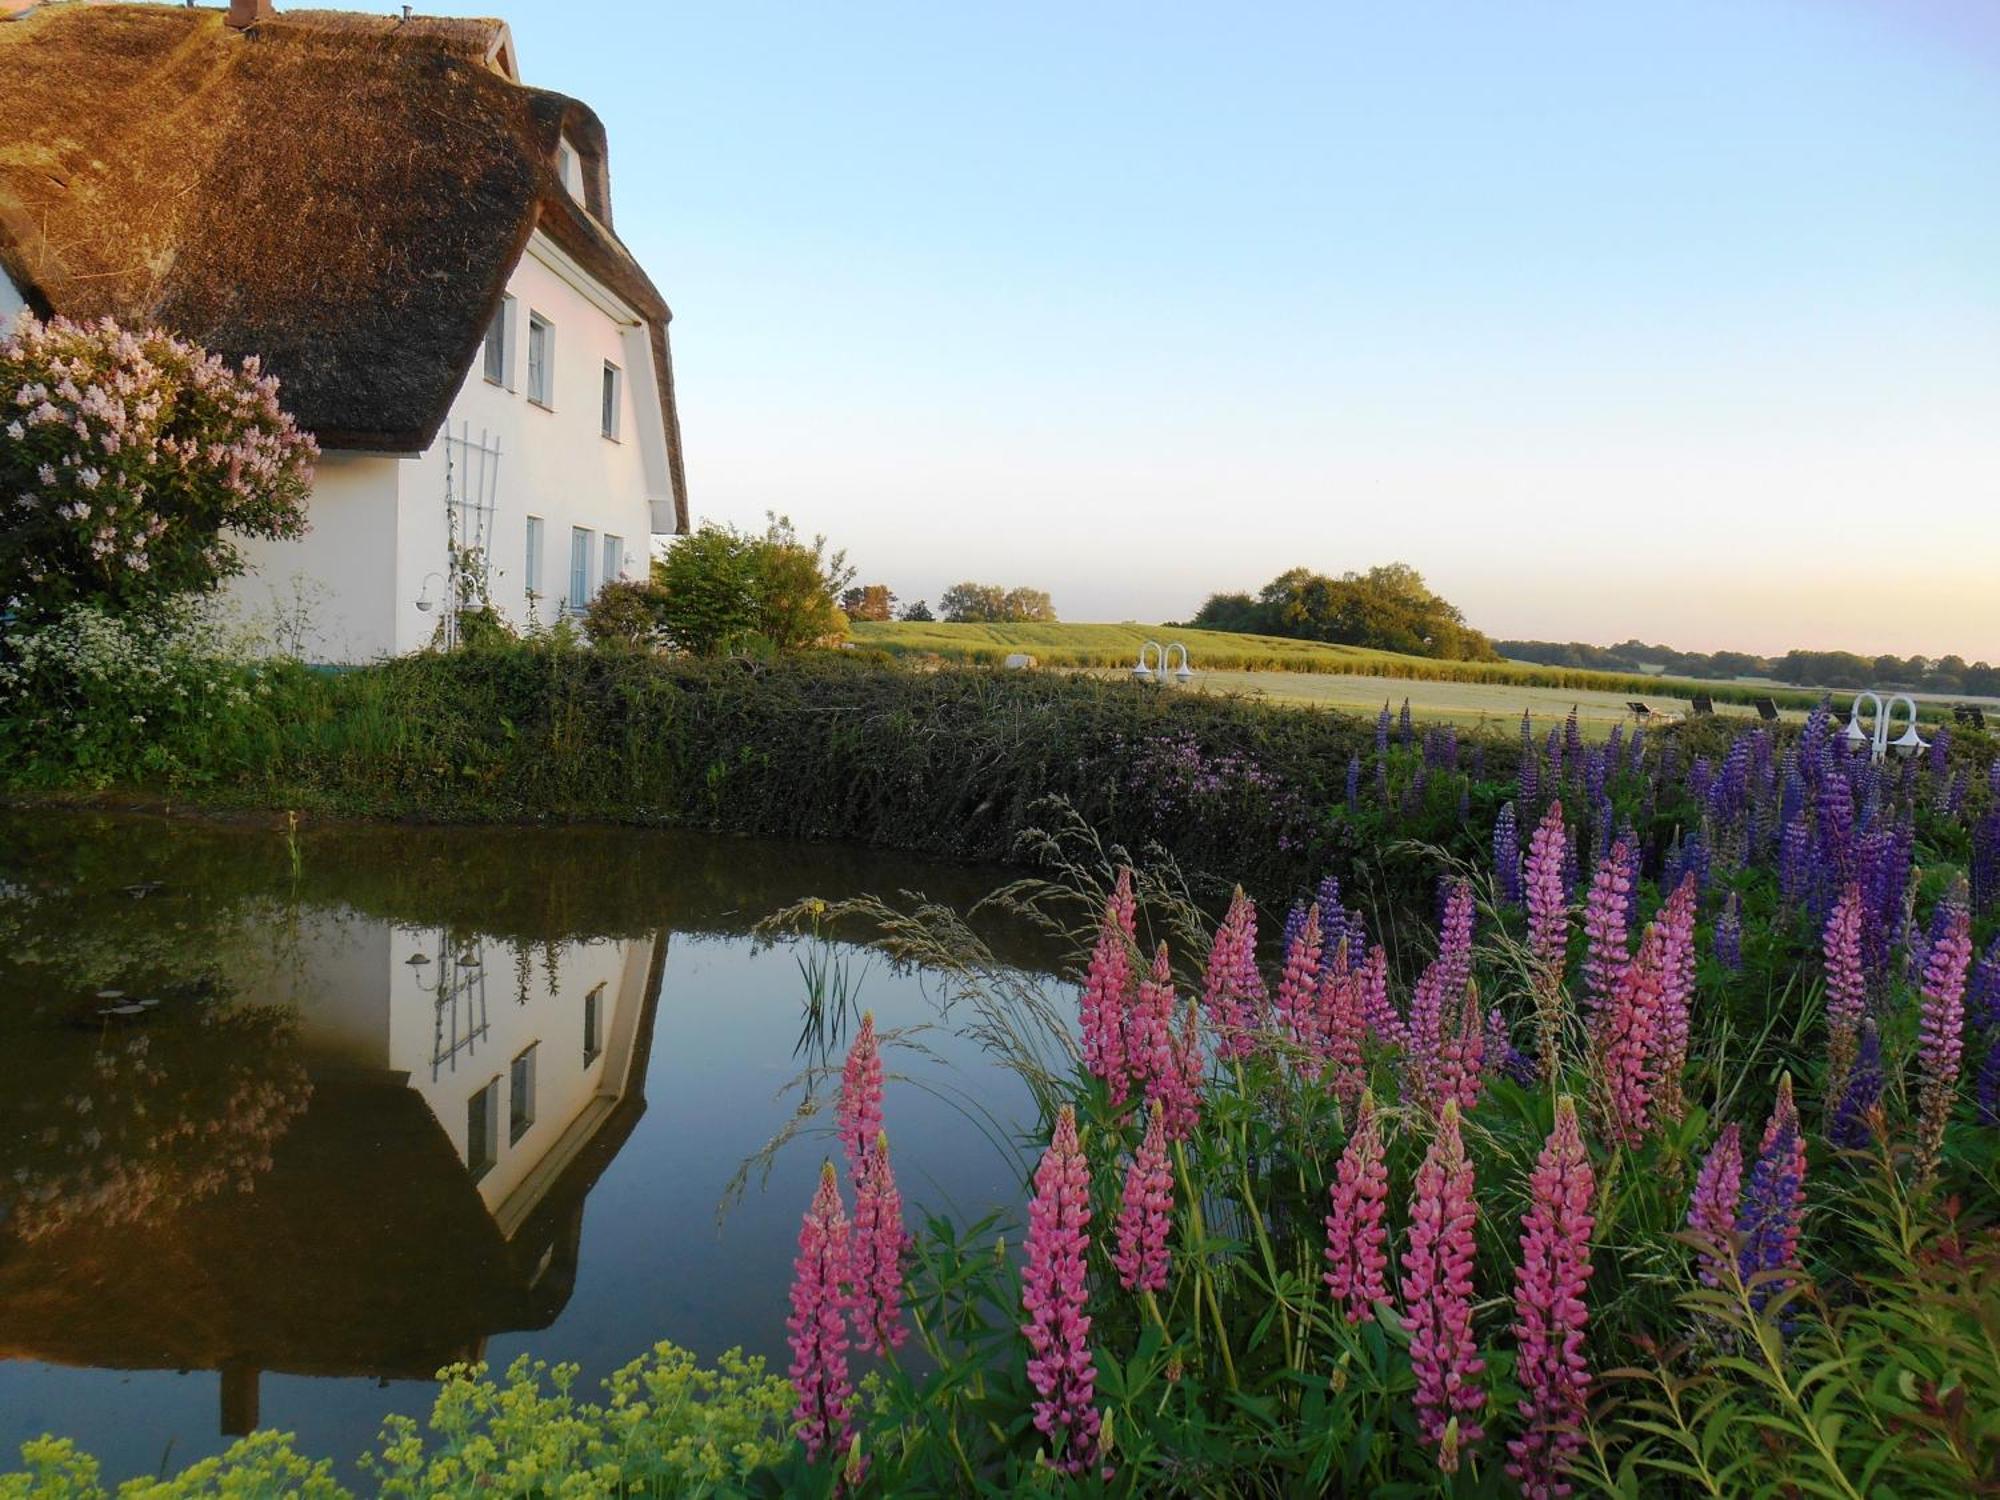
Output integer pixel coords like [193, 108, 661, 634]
[1121, 668, 1785, 739]
[849, 621, 1854, 717]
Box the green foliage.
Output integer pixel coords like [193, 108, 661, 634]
[0, 598, 274, 787]
[840, 584, 897, 623]
[1187, 561, 1500, 661]
[585, 578, 672, 650]
[650, 525, 761, 655]
[0, 314, 316, 616]
[749, 515, 853, 649]
[2, 1346, 792, 1498]
[939, 581, 1058, 623]
[899, 598, 935, 622]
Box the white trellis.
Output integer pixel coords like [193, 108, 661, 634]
[441, 422, 503, 649]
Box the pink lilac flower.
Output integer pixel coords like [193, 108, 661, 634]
[1078, 870, 1138, 1100]
[1401, 1098, 1486, 1470]
[1687, 1124, 1744, 1289]
[1915, 906, 1972, 1181]
[1201, 887, 1262, 1058]
[1021, 1106, 1103, 1475]
[1581, 836, 1635, 1024]
[849, 1131, 911, 1356]
[1323, 1089, 1391, 1323]
[1113, 1100, 1174, 1294]
[1822, 881, 1868, 1108]
[1649, 876, 1699, 1125]
[1507, 1096, 1597, 1500]
[1525, 801, 1572, 1081]
[789, 1161, 856, 1464]
[1735, 1077, 1806, 1315]
[837, 1012, 884, 1179]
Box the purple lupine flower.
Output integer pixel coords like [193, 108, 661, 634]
[1972, 807, 2000, 918]
[1778, 811, 1812, 910]
[1546, 727, 1565, 788]
[1494, 801, 1523, 906]
[1518, 711, 1540, 803]
[1714, 891, 1743, 972]
[1316, 876, 1350, 975]
[1563, 706, 1582, 763]
[1735, 1077, 1806, 1316]
[1561, 822, 1580, 906]
[1376, 702, 1392, 757]
[1828, 1020, 1884, 1151]
[1972, 934, 2000, 1034]
[1822, 882, 1868, 1109]
[1399, 697, 1414, 747]
[1281, 900, 1309, 960]
[1627, 724, 1645, 774]
[1374, 758, 1390, 808]
[1346, 751, 1362, 812]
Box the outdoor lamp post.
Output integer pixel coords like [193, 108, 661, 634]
[1132, 641, 1195, 685]
[1844, 689, 1928, 764]
[413, 572, 446, 614]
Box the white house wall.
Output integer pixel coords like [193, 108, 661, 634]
[388, 232, 667, 655]
[221, 232, 670, 662]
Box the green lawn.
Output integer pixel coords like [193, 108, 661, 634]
[849, 621, 1847, 717]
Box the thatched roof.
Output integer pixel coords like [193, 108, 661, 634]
[0, 2, 688, 530]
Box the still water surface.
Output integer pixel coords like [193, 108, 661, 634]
[0, 812, 1056, 1480]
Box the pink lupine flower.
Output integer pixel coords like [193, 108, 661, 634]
[1275, 904, 1325, 1057]
[1357, 942, 1406, 1051]
[1507, 1096, 1597, 1500]
[1021, 1106, 1103, 1475]
[1079, 871, 1138, 1098]
[836, 1012, 884, 1179]
[1324, 1089, 1391, 1323]
[1915, 907, 1972, 1180]
[849, 1131, 911, 1357]
[1406, 963, 1450, 1111]
[1581, 837, 1635, 1023]
[1401, 1098, 1486, 1470]
[1436, 880, 1477, 1006]
[1149, 997, 1205, 1141]
[1201, 887, 1263, 1059]
[1593, 921, 1664, 1148]
[1822, 882, 1868, 1107]
[1319, 966, 1368, 1113]
[1127, 942, 1180, 1111]
[1649, 877, 1699, 1125]
[1525, 802, 1572, 1081]
[1113, 1100, 1174, 1294]
[1437, 975, 1488, 1113]
[1686, 1123, 1744, 1288]
[789, 1161, 857, 1464]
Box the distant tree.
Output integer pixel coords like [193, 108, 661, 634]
[651, 526, 760, 655]
[1225, 562, 1499, 661]
[839, 584, 897, 622]
[900, 598, 935, 622]
[939, 582, 1058, 623]
[1187, 591, 1267, 633]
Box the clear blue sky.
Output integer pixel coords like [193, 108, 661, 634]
[481, 0, 1996, 658]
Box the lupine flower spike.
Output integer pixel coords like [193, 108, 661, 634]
[1581, 835, 1634, 1025]
[789, 1162, 856, 1465]
[1686, 1123, 1743, 1289]
[1915, 906, 1972, 1183]
[836, 1012, 884, 1180]
[1508, 1096, 1597, 1500]
[1525, 801, 1571, 1082]
[1735, 1076, 1806, 1316]
[1078, 870, 1138, 1101]
[1021, 1106, 1103, 1475]
[1323, 1089, 1390, 1323]
[849, 1131, 910, 1356]
[1822, 882, 1867, 1111]
[1201, 887, 1261, 1058]
[1650, 876, 1698, 1124]
[1401, 1098, 1486, 1470]
[1113, 1100, 1174, 1295]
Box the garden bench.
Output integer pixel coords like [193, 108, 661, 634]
[1753, 697, 1780, 721]
[1627, 701, 1653, 721]
[1690, 695, 1714, 716]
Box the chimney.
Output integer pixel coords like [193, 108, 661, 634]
[227, 0, 273, 28]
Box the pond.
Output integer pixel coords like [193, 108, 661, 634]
[0, 811, 1063, 1481]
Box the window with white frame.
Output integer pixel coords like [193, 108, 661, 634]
[527, 313, 554, 406]
[556, 139, 584, 202]
[524, 515, 544, 600]
[583, 983, 603, 1065]
[482, 296, 511, 385]
[601, 361, 621, 439]
[569, 526, 593, 612]
[602, 533, 622, 585]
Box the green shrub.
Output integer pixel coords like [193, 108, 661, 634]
[585, 578, 671, 650]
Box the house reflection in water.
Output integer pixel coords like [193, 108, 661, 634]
[0, 914, 666, 1437]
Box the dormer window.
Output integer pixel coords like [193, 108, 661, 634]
[554, 137, 585, 204]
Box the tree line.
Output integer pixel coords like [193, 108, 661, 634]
[1498, 638, 1999, 696]
[1180, 564, 1501, 662]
